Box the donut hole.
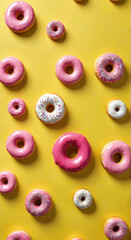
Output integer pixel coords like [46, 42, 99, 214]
[46, 104, 55, 113]
[65, 65, 74, 74]
[115, 107, 119, 112]
[53, 26, 58, 32]
[1, 177, 8, 185]
[16, 11, 24, 20]
[81, 196, 85, 201]
[5, 66, 14, 75]
[113, 153, 122, 163]
[16, 140, 25, 148]
[66, 144, 78, 159]
[113, 226, 119, 232]
[34, 198, 42, 206]
[105, 64, 113, 72]
[14, 104, 19, 110]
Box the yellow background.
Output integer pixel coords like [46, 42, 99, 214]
[0, 0, 130, 239]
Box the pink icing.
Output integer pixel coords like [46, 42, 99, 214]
[5, 1, 35, 33]
[101, 141, 131, 174]
[8, 98, 26, 117]
[55, 56, 83, 84]
[0, 57, 24, 86]
[7, 230, 31, 240]
[104, 217, 127, 240]
[0, 171, 17, 193]
[46, 21, 65, 40]
[6, 130, 35, 159]
[25, 189, 52, 216]
[52, 132, 91, 172]
[95, 53, 124, 83]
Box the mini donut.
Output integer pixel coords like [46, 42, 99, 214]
[94, 53, 124, 84]
[101, 140, 131, 174]
[8, 98, 26, 117]
[7, 230, 31, 240]
[55, 55, 84, 85]
[35, 93, 66, 125]
[107, 100, 127, 119]
[6, 130, 35, 159]
[104, 217, 127, 240]
[25, 189, 52, 216]
[0, 171, 17, 193]
[46, 21, 65, 40]
[5, 1, 35, 33]
[52, 132, 91, 172]
[73, 189, 92, 209]
[0, 57, 25, 86]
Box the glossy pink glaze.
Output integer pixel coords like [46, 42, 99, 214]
[6, 130, 35, 159]
[25, 189, 52, 216]
[46, 21, 65, 40]
[104, 217, 127, 240]
[56, 56, 83, 84]
[72, 238, 83, 240]
[7, 230, 31, 240]
[8, 98, 26, 117]
[101, 141, 131, 174]
[52, 132, 91, 172]
[5, 1, 35, 33]
[0, 57, 24, 86]
[0, 171, 17, 193]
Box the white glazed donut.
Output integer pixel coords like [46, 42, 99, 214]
[107, 100, 127, 119]
[73, 189, 92, 209]
[35, 93, 66, 125]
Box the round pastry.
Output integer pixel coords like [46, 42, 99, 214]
[8, 98, 26, 117]
[73, 189, 92, 209]
[94, 53, 124, 84]
[7, 230, 31, 240]
[101, 140, 131, 174]
[46, 20, 65, 40]
[5, 1, 35, 33]
[6, 130, 35, 159]
[0, 171, 17, 193]
[0, 57, 25, 86]
[104, 217, 127, 240]
[25, 189, 52, 216]
[35, 93, 66, 125]
[107, 100, 127, 119]
[52, 132, 91, 172]
[55, 55, 84, 85]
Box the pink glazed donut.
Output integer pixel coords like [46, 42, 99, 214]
[101, 140, 131, 174]
[25, 189, 52, 216]
[0, 57, 25, 86]
[52, 132, 91, 172]
[5, 1, 35, 33]
[7, 230, 31, 240]
[46, 21, 65, 40]
[104, 217, 127, 240]
[0, 171, 17, 193]
[8, 98, 26, 117]
[94, 53, 124, 83]
[6, 130, 35, 159]
[55, 56, 84, 85]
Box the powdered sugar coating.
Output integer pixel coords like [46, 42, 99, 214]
[46, 21, 65, 40]
[0, 171, 17, 193]
[7, 230, 31, 240]
[107, 100, 127, 119]
[8, 98, 26, 117]
[73, 189, 92, 209]
[104, 217, 127, 240]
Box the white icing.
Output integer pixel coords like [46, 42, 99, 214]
[73, 189, 92, 209]
[107, 100, 127, 119]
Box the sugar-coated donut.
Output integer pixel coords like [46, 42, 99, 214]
[5, 1, 35, 33]
[73, 189, 92, 209]
[107, 100, 127, 119]
[25, 189, 52, 216]
[0, 171, 17, 193]
[0, 57, 25, 86]
[52, 132, 91, 172]
[104, 217, 127, 240]
[6, 130, 35, 159]
[101, 140, 131, 174]
[8, 98, 26, 117]
[7, 230, 31, 240]
[56, 55, 84, 85]
[94, 53, 124, 84]
[46, 21, 65, 40]
[36, 93, 66, 125]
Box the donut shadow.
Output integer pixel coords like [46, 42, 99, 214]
[44, 109, 69, 129]
[13, 108, 28, 121]
[78, 198, 96, 214]
[4, 73, 27, 91]
[15, 144, 38, 165]
[63, 72, 86, 90]
[1, 182, 19, 199]
[74, 0, 89, 5]
[106, 67, 128, 89]
[15, 18, 37, 38]
[124, 228, 131, 240]
[110, 109, 130, 124]
[53, 31, 67, 43]
[109, 169, 130, 181]
[112, 0, 127, 5]
[35, 201, 56, 223]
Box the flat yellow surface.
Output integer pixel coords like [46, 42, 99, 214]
[0, 0, 130, 239]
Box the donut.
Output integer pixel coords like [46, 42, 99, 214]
[5, 1, 35, 33]
[101, 140, 131, 174]
[94, 53, 124, 84]
[55, 55, 84, 85]
[107, 100, 127, 119]
[73, 189, 92, 209]
[72, 238, 83, 240]
[0, 171, 17, 193]
[110, 0, 120, 2]
[0, 57, 25, 86]
[52, 132, 91, 172]
[104, 217, 127, 240]
[35, 93, 66, 125]
[46, 21, 65, 40]
[8, 98, 26, 117]
[74, 0, 84, 2]
[25, 189, 52, 216]
[7, 230, 31, 240]
[6, 130, 35, 159]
